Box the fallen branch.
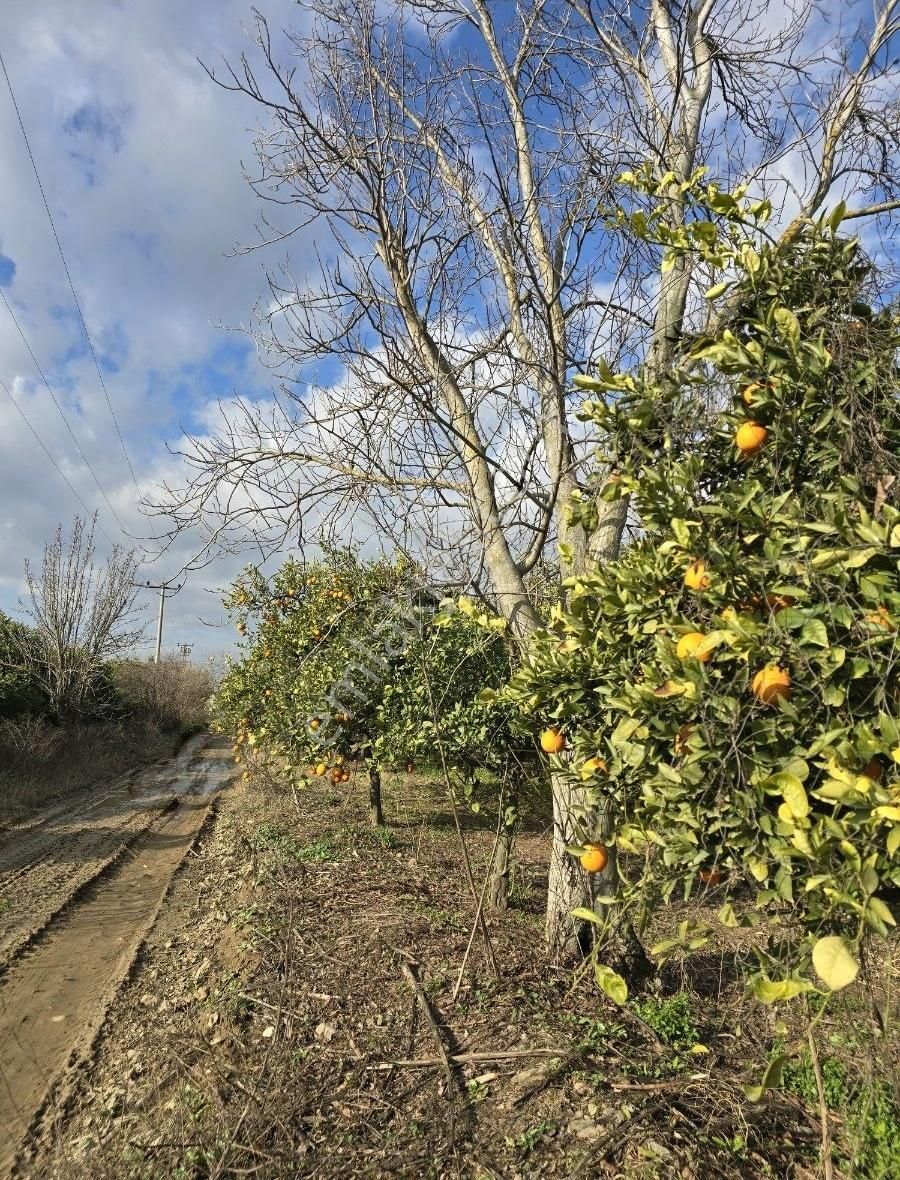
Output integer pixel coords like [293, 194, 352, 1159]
[367, 1046, 568, 1069]
[400, 960, 459, 1095]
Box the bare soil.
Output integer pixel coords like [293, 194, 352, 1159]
[12, 761, 894, 1179]
[0, 735, 235, 1174]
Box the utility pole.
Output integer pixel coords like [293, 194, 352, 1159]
[177, 642, 193, 662]
[138, 580, 184, 663]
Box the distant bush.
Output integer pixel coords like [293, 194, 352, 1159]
[0, 612, 46, 719]
[111, 657, 213, 735]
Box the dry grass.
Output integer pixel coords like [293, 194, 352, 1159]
[31, 763, 898, 1179]
[0, 659, 214, 826]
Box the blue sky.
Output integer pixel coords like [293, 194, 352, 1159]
[0, 0, 306, 659]
[0, 0, 895, 664]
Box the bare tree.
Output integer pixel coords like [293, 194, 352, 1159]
[20, 516, 143, 721]
[156, 0, 899, 959]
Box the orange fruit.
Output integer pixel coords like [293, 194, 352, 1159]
[315, 762, 327, 777]
[735, 421, 768, 456]
[581, 755, 608, 778]
[699, 867, 722, 886]
[751, 665, 791, 705]
[540, 728, 566, 754]
[579, 843, 609, 874]
[341, 770, 351, 783]
[676, 631, 712, 662]
[683, 560, 711, 591]
[310, 718, 320, 731]
[765, 593, 796, 613]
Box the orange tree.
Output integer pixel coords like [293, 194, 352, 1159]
[373, 595, 541, 909]
[214, 555, 536, 870]
[506, 173, 900, 1006]
[213, 550, 430, 822]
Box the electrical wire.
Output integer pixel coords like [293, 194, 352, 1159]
[0, 286, 133, 538]
[0, 49, 179, 584]
[0, 374, 116, 546]
[0, 48, 140, 492]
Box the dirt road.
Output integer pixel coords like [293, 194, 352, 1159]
[0, 734, 235, 1175]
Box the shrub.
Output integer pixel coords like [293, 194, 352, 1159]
[507, 173, 900, 1000]
[111, 658, 214, 734]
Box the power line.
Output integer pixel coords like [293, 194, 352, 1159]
[0, 53, 179, 584]
[0, 286, 133, 539]
[0, 375, 117, 546]
[0, 49, 140, 493]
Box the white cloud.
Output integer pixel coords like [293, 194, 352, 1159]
[0, 1, 314, 658]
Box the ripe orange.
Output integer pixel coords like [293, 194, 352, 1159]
[676, 631, 712, 662]
[310, 718, 320, 731]
[735, 421, 768, 456]
[699, 867, 722, 886]
[341, 770, 351, 783]
[540, 728, 566, 754]
[581, 755, 608, 777]
[765, 593, 796, 613]
[683, 560, 711, 591]
[751, 665, 791, 705]
[579, 843, 609, 874]
[315, 762, 327, 777]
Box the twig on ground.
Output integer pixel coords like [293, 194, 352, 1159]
[400, 960, 460, 1095]
[807, 1022, 834, 1180]
[367, 1047, 569, 1069]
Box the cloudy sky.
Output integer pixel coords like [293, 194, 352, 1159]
[0, 1, 308, 661]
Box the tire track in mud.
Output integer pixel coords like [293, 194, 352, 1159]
[0, 734, 216, 971]
[0, 735, 235, 1175]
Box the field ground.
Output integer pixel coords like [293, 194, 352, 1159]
[0, 735, 235, 1176]
[10, 756, 897, 1179]
[0, 720, 191, 828]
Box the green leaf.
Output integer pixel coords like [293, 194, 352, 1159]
[671, 518, 691, 547]
[745, 1053, 788, 1102]
[827, 201, 847, 231]
[779, 775, 809, 819]
[800, 619, 829, 648]
[594, 963, 628, 1005]
[704, 281, 730, 300]
[887, 828, 900, 856]
[844, 546, 880, 570]
[868, 897, 896, 927]
[812, 936, 859, 991]
[752, 977, 812, 1004]
[572, 907, 603, 925]
[774, 307, 801, 349]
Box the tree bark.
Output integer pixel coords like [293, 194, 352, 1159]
[368, 761, 384, 826]
[545, 771, 594, 960]
[488, 824, 512, 912]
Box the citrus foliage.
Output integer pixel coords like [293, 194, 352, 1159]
[214, 551, 427, 782]
[508, 172, 900, 996]
[214, 555, 531, 821]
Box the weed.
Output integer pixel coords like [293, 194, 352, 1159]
[249, 822, 334, 863]
[506, 1119, 555, 1157]
[783, 1053, 900, 1179]
[634, 993, 699, 1048]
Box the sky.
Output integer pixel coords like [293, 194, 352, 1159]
[0, 1, 895, 668]
[0, 0, 307, 662]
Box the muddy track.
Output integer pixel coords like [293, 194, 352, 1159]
[0, 734, 235, 1175]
